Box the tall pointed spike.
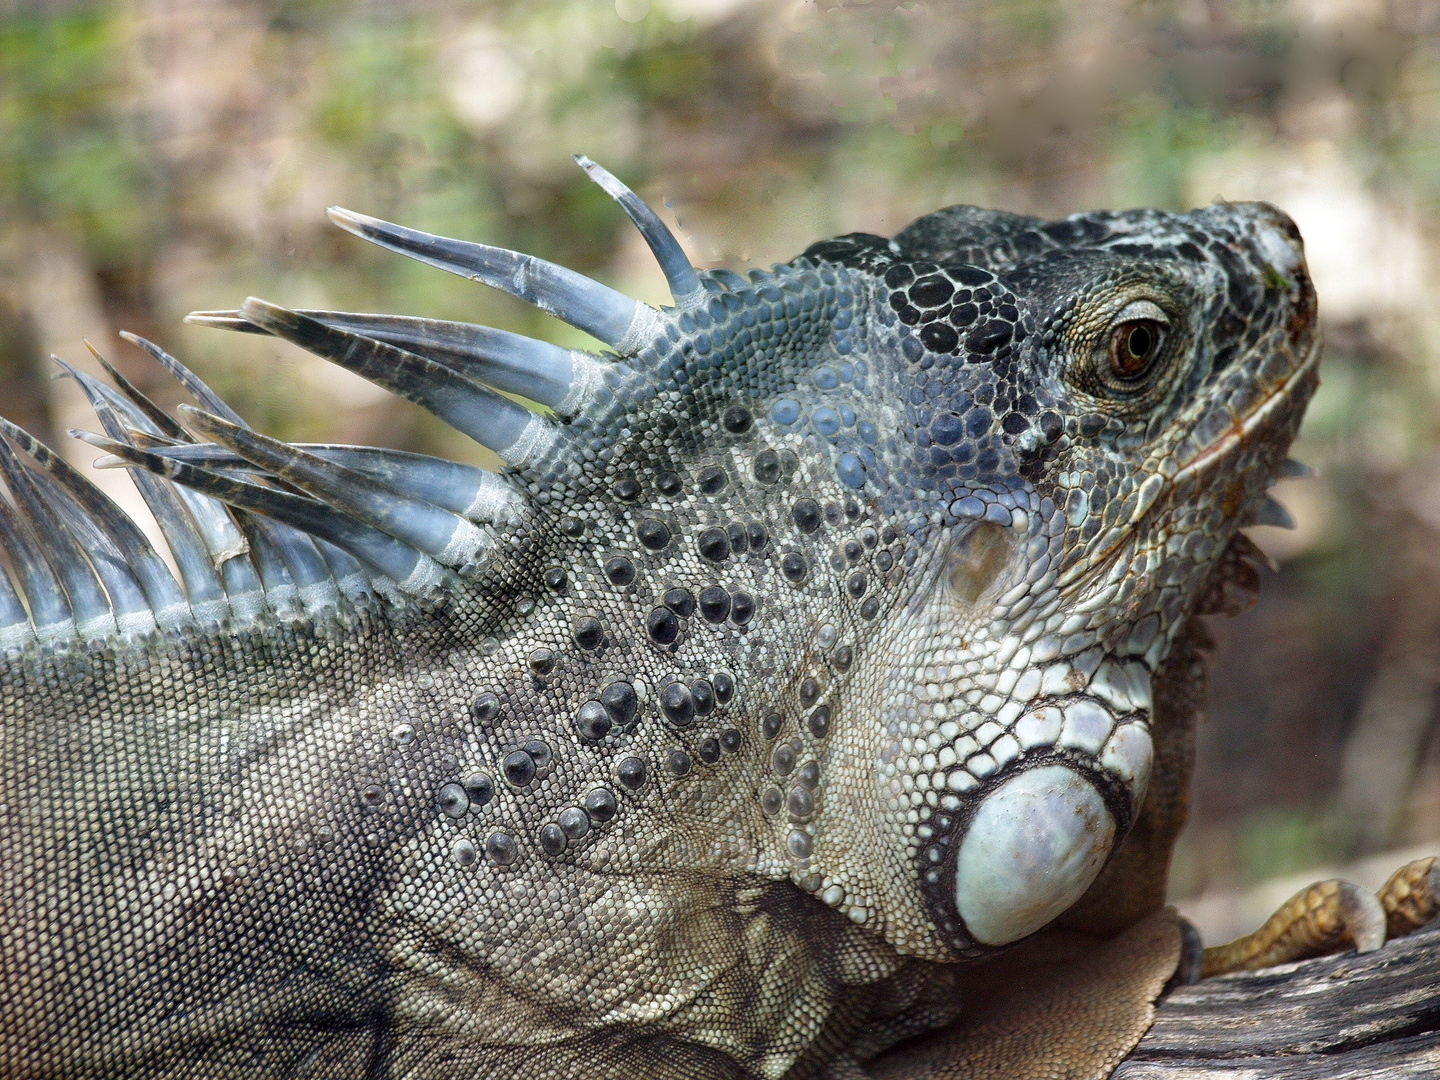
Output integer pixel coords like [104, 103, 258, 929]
[90, 379, 166, 437]
[237, 299, 556, 466]
[213, 537, 266, 622]
[183, 311, 266, 334]
[119, 331, 249, 427]
[0, 490, 74, 639]
[55, 358, 230, 613]
[186, 308, 598, 416]
[126, 429, 185, 450]
[311, 537, 378, 607]
[76, 433, 452, 600]
[0, 553, 35, 651]
[0, 417, 189, 627]
[126, 396, 349, 601]
[83, 340, 189, 441]
[179, 406, 493, 572]
[0, 438, 120, 637]
[94, 444, 256, 473]
[136, 442, 522, 524]
[277, 445, 521, 524]
[573, 155, 703, 307]
[22, 470, 159, 634]
[91, 375, 264, 604]
[238, 514, 342, 617]
[226, 511, 303, 619]
[325, 206, 660, 355]
[74, 354, 266, 607]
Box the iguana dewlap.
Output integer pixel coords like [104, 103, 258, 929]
[0, 156, 1370, 1079]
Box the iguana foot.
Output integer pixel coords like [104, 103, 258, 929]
[1200, 857, 1439, 977]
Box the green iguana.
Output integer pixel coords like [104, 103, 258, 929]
[1, 156, 1435, 1079]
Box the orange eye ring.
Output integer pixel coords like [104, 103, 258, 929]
[1108, 319, 1163, 381]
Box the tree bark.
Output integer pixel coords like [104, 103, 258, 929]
[1115, 927, 1440, 1077]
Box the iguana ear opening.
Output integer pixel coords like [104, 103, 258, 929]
[943, 522, 1014, 606]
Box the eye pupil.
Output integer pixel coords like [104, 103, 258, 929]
[1126, 325, 1151, 358]
[1109, 319, 1161, 380]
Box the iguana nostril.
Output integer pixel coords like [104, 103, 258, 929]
[953, 765, 1117, 946]
[1256, 224, 1304, 277]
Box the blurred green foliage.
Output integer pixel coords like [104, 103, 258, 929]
[0, 6, 158, 262]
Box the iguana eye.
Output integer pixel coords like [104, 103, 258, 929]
[1109, 320, 1163, 381]
[1079, 298, 1174, 401]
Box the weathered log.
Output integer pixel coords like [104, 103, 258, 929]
[1115, 927, 1440, 1077]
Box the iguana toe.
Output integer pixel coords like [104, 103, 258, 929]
[1199, 877, 1387, 977]
[1379, 855, 1440, 939]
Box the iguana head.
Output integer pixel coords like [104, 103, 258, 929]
[788, 202, 1319, 957]
[13, 159, 1315, 975]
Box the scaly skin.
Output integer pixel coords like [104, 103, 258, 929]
[1, 168, 1321, 1078]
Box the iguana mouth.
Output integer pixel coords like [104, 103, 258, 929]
[1055, 333, 1321, 596]
[1171, 332, 1322, 487]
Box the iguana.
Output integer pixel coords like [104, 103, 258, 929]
[1, 156, 1435, 1079]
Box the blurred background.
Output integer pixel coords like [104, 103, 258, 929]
[1, 0, 1438, 938]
